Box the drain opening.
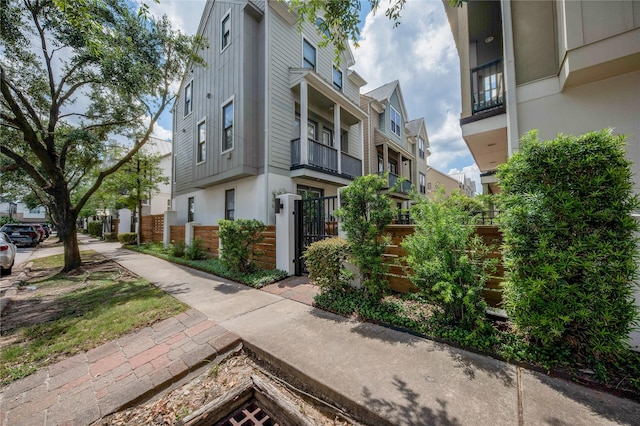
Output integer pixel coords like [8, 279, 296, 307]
[218, 399, 278, 426]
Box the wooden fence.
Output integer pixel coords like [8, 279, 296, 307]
[141, 214, 164, 243]
[148, 220, 277, 270]
[383, 225, 505, 307]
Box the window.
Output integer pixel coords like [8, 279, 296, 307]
[307, 120, 317, 141]
[302, 39, 316, 70]
[187, 197, 194, 222]
[225, 189, 235, 220]
[332, 66, 342, 91]
[388, 159, 398, 175]
[419, 172, 426, 194]
[390, 106, 401, 137]
[221, 12, 231, 51]
[427, 182, 432, 190]
[377, 155, 384, 173]
[297, 185, 323, 199]
[222, 100, 234, 152]
[418, 137, 425, 159]
[341, 131, 348, 154]
[184, 82, 192, 116]
[197, 120, 206, 163]
[315, 17, 330, 37]
[322, 128, 333, 147]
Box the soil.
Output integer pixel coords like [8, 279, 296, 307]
[94, 353, 357, 425]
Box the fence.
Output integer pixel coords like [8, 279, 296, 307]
[383, 224, 505, 307]
[141, 214, 164, 243]
[151, 220, 277, 270]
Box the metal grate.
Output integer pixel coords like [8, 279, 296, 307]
[218, 400, 279, 426]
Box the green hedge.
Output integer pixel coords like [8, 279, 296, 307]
[303, 237, 351, 292]
[118, 232, 137, 245]
[87, 221, 102, 238]
[218, 219, 266, 273]
[498, 129, 640, 364]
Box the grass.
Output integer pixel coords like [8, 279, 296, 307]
[129, 243, 288, 288]
[0, 251, 188, 385]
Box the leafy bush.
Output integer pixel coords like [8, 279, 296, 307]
[303, 237, 352, 292]
[498, 129, 640, 364]
[335, 174, 395, 301]
[102, 232, 118, 241]
[184, 238, 208, 260]
[87, 221, 102, 237]
[403, 193, 496, 329]
[218, 219, 266, 273]
[118, 232, 137, 245]
[171, 241, 185, 257]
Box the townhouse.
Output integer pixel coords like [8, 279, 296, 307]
[172, 0, 367, 226]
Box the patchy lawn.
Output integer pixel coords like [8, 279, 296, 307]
[0, 250, 188, 385]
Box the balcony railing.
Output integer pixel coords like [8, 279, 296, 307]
[384, 172, 412, 194]
[341, 152, 362, 178]
[471, 58, 504, 115]
[292, 138, 337, 173]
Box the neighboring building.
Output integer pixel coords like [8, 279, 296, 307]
[118, 137, 173, 234]
[444, 0, 640, 349]
[172, 0, 367, 225]
[360, 81, 430, 210]
[448, 172, 476, 197]
[0, 201, 47, 223]
[426, 167, 462, 198]
[444, 0, 640, 195]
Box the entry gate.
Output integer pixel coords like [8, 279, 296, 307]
[294, 196, 339, 275]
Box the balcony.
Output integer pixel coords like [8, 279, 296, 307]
[471, 58, 504, 115]
[383, 172, 412, 194]
[291, 138, 362, 180]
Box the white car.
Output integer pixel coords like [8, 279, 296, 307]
[0, 231, 17, 276]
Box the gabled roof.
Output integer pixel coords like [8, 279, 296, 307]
[405, 118, 423, 138]
[364, 80, 399, 102]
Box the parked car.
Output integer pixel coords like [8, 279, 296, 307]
[33, 223, 45, 242]
[0, 232, 17, 276]
[41, 223, 51, 238]
[0, 224, 39, 247]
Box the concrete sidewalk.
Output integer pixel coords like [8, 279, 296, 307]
[2, 237, 640, 425]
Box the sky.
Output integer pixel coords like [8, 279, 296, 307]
[147, 0, 480, 192]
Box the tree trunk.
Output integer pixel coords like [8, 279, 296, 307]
[51, 186, 81, 271]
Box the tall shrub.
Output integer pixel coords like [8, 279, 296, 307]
[335, 174, 395, 301]
[498, 129, 640, 363]
[218, 219, 267, 273]
[303, 237, 351, 293]
[403, 193, 496, 329]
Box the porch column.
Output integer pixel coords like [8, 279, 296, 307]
[334, 104, 341, 174]
[383, 144, 389, 174]
[359, 120, 364, 176]
[300, 80, 309, 165]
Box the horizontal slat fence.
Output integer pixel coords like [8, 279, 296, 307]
[141, 214, 164, 243]
[254, 225, 277, 270]
[383, 225, 505, 307]
[170, 225, 185, 243]
[193, 226, 219, 257]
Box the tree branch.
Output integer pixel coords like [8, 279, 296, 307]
[0, 145, 48, 188]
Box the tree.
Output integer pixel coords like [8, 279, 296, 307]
[286, 0, 466, 60]
[0, 0, 204, 270]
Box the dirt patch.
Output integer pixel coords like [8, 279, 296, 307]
[0, 255, 137, 342]
[95, 353, 357, 425]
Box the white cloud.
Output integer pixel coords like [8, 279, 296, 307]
[152, 121, 173, 141]
[353, 1, 474, 173]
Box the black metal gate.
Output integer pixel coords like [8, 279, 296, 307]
[294, 196, 339, 275]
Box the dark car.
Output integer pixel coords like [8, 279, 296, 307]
[0, 224, 40, 247]
[41, 223, 51, 238]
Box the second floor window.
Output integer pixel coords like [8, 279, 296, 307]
[388, 159, 398, 175]
[333, 66, 342, 91]
[418, 137, 425, 159]
[184, 82, 192, 116]
[419, 172, 426, 194]
[390, 106, 401, 137]
[303, 39, 316, 70]
[222, 100, 234, 152]
[221, 12, 230, 51]
[197, 120, 206, 163]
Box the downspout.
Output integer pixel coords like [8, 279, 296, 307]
[264, 3, 271, 224]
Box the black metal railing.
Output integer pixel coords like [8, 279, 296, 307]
[341, 152, 362, 178]
[471, 58, 504, 115]
[291, 138, 338, 173]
